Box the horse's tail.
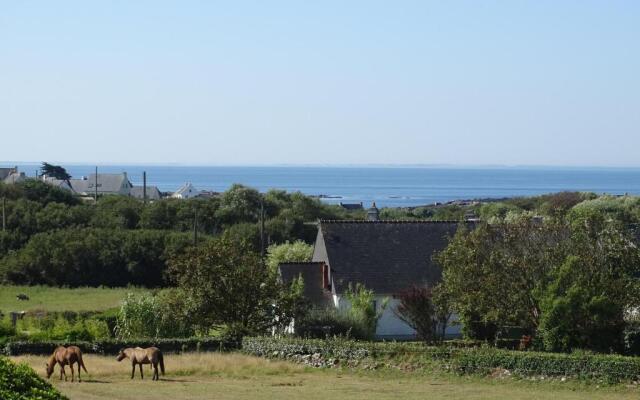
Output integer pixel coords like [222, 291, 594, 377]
[78, 353, 88, 373]
[158, 352, 165, 375]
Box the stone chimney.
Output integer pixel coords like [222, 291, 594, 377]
[366, 202, 380, 221]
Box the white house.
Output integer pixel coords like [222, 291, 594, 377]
[0, 166, 26, 184]
[279, 206, 473, 339]
[171, 182, 200, 199]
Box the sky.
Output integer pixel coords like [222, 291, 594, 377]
[1, 1, 639, 167]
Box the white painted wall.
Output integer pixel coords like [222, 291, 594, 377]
[334, 294, 462, 340]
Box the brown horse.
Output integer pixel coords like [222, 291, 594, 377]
[117, 347, 165, 380]
[45, 345, 88, 382]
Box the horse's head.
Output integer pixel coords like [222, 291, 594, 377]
[116, 349, 127, 362]
[45, 361, 54, 379]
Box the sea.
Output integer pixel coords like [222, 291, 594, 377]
[6, 163, 640, 208]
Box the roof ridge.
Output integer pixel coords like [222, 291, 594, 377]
[279, 261, 325, 265]
[319, 219, 472, 224]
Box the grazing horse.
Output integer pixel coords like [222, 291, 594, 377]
[117, 347, 165, 380]
[45, 345, 88, 382]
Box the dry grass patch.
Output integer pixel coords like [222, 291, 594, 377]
[13, 352, 304, 379]
[10, 353, 640, 400]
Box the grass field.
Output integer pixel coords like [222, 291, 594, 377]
[0, 285, 147, 312]
[12, 353, 639, 400]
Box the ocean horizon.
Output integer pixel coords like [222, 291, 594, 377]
[5, 163, 640, 208]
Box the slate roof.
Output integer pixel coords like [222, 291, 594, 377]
[42, 177, 73, 191]
[313, 220, 470, 294]
[69, 173, 131, 195]
[0, 168, 15, 180]
[279, 262, 332, 306]
[340, 202, 364, 210]
[130, 186, 161, 200]
[172, 182, 200, 198]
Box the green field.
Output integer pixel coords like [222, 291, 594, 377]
[0, 285, 147, 313]
[11, 353, 639, 400]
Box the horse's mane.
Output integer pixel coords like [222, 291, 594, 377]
[47, 352, 57, 367]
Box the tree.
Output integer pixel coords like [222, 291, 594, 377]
[40, 162, 71, 181]
[538, 218, 640, 352]
[266, 240, 313, 273]
[394, 285, 438, 343]
[167, 235, 299, 338]
[437, 218, 568, 339]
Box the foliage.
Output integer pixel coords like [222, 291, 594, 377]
[1, 228, 193, 287]
[344, 283, 387, 340]
[3, 337, 238, 356]
[266, 240, 314, 273]
[168, 235, 289, 338]
[244, 336, 640, 383]
[394, 286, 439, 343]
[115, 292, 194, 339]
[439, 213, 640, 352]
[537, 219, 640, 353]
[438, 218, 568, 337]
[0, 356, 67, 400]
[294, 307, 372, 340]
[40, 162, 71, 181]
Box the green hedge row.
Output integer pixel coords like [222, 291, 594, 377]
[0, 356, 67, 400]
[243, 337, 640, 383]
[3, 337, 239, 356]
[242, 337, 453, 360]
[453, 347, 640, 383]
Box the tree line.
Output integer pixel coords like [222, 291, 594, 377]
[0, 179, 358, 286]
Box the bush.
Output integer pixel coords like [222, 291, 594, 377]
[14, 313, 112, 342]
[295, 308, 371, 340]
[115, 292, 194, 339]
[0, 356, 67, 400]
[3, 337, 238, 356]
[243, 336, 640, 383]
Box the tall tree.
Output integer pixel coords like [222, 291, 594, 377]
[437, 218, 568, 337]
[40, 162, 71, 181]
[167, 234, 301, 338]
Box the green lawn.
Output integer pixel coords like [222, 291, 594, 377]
[12, 353, 639, 400]
[0, 285, 147, 313]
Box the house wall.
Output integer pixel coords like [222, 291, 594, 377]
[335, 295, 462, 340]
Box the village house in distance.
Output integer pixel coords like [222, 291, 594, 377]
[0, 166, 196, 201]
[280, 203, 472, 340]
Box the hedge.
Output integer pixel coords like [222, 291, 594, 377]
[0, 356, 67, 400]
[243, 337, 640, 383]
[3, 338, 239, 356]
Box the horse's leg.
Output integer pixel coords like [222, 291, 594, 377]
[139, 363, 144, 380]
[131, 362, 136, 379]
[61, 365, 67, 381]
[70, 363, 74, 382]
[152, 362, 157, 380]
[77, 362, 82, 382]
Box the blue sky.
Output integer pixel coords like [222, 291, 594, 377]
[1, 1, 638, 166]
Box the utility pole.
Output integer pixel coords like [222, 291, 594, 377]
[94, 166, 98, 203]
[143, 171, 147, 204]
[1, 197, 5, 232]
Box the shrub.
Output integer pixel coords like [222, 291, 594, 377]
[3, 337, 238, 356]
[295, 308, 371, 340]
[0, 356, 67, 400]
[115, 293, 163, 339]
[0, 318, 16, 338]
[243, 336, 640, 383]
[344, 283, 386, 340]
[115, 292, 194, 340]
